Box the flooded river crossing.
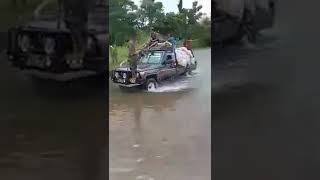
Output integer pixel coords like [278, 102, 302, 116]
[0, 49, 108, 180]
[109, 48, 211, 180]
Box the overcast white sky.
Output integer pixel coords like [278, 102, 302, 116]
[132, 0, 211, 17]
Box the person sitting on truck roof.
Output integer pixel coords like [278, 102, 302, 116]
[141, 31, 161, 50]
[149, 31, 160, 48]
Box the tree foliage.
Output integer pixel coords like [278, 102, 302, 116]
[109, 0, 211, 47]
[109, 0, 138, 45]
[138, 0, 164, 29]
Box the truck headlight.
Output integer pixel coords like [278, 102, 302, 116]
[18, 34, 31, 52]
[138, 72, 145, 77]
[115, 72, 120, 78]
[44, 37, 56, 55]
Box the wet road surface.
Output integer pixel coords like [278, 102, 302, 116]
[0, 50, 108, 180]
[109, 49, 211, 180]
[213, 1, 320, 179]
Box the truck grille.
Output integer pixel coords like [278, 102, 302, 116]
[113, 71, 133, 84]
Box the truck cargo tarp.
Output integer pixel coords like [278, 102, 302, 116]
[215, 0, 270, 18]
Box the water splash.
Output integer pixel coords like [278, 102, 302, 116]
[146, 73, 198, 93]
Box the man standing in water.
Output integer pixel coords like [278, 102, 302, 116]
[128, 33, 138, 78]
[61, 0, 94, 60]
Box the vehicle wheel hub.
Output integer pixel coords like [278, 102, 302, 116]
[147, 82, 156, 91]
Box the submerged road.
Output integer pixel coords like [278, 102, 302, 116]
[109, 49, 211, 180]
[0, 50, 108, 180]
[214, 1, 320, 179]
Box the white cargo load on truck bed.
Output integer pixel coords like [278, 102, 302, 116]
[215, 0, 270, 18]
[175, 47, 193, 68]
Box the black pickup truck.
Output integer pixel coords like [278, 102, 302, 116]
[110, 48, 197, 91]
[6, 1, 107, 81]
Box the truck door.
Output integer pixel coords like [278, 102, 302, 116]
[163, 54, 177, 78]
[159, 54, 176, 79]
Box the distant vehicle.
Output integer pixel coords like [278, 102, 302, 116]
[110, 47, 197, 91]
[6, 1, 107, 81]
[213, 0, 276, 44]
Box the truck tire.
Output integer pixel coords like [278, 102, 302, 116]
[144, 78, 158, 91]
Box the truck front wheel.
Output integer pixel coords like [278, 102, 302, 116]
[144, 78, 158, 91]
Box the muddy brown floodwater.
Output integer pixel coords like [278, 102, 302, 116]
[0, 50, 108, 180]
[214, 1, 320, 179]
[109, 48, 211, 180]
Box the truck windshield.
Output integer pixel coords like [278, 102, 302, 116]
[140, 52, 163, 64]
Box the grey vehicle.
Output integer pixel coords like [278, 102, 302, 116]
[6, 0, 107, 81]
[110, 48, 197, 91]
[213, 0, 276, 44]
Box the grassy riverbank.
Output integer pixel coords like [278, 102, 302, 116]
[108, 31, 149, 70]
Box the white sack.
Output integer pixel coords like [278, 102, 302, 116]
[175, 47, 192, 67]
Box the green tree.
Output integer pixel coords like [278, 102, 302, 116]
[108, 0, 210, 48]
[178, 0, 203, 38]
[139, 0, 164, 30]
[185, 1, 203, 25]
[109, 0, 138, 45]
[153, 12, 184, 37]
[178, 0, 183, 13]
[191, 17, 211, 47]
